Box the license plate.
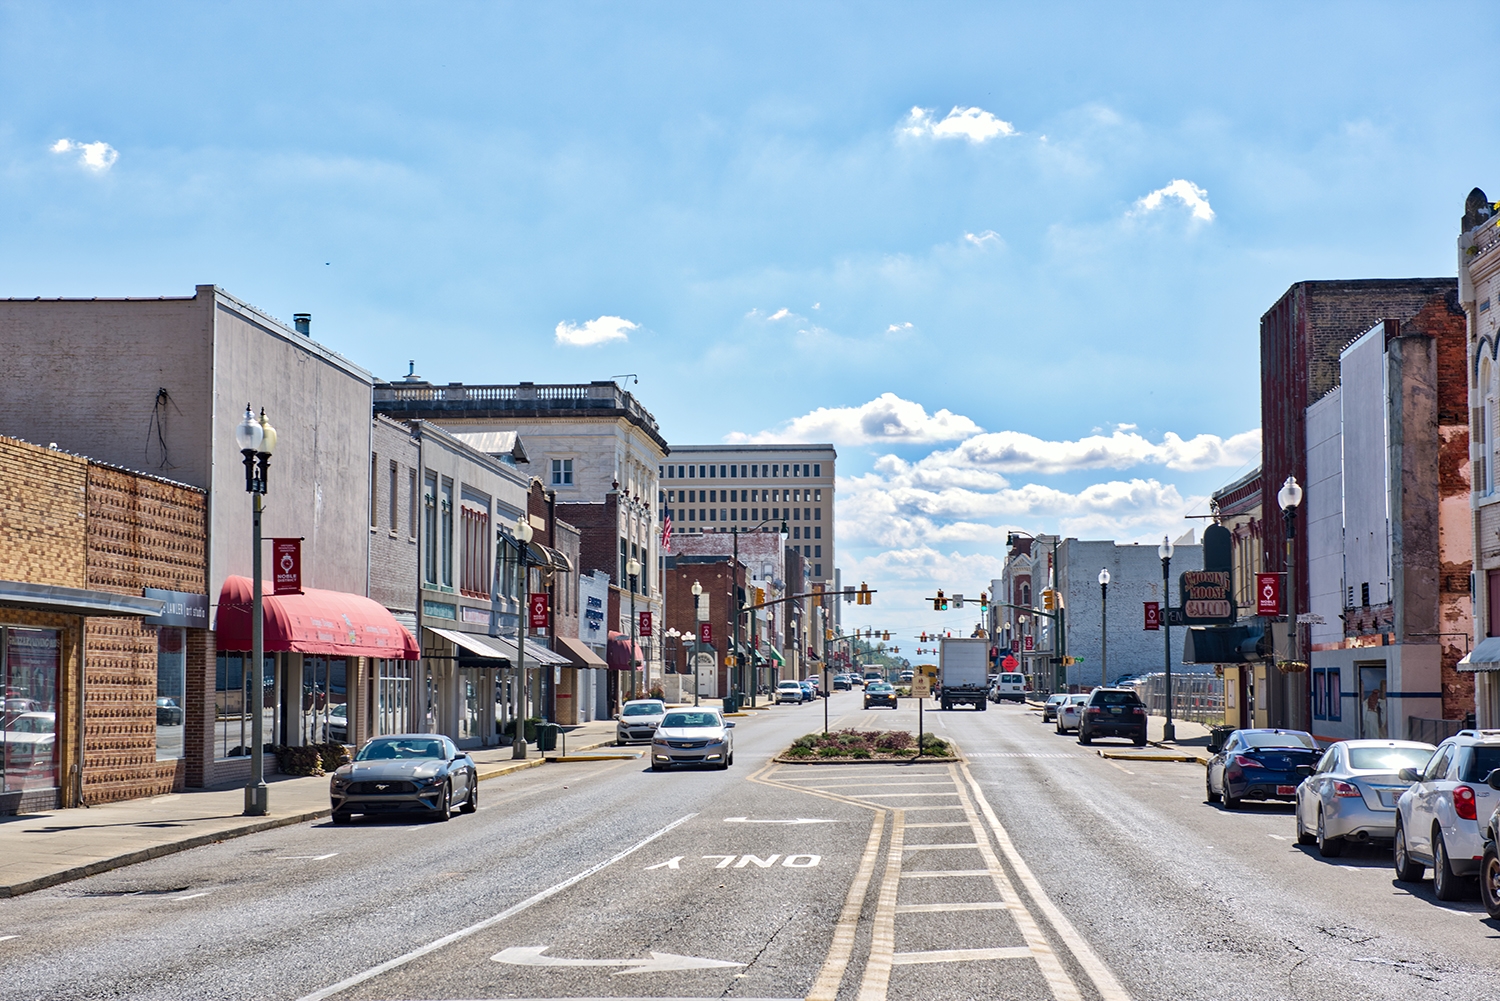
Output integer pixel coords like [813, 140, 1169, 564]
[1110, 707, 1122, 714]
[1276, 785, 1296, 795]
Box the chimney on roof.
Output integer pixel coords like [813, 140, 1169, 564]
[293, 313, 311, 336]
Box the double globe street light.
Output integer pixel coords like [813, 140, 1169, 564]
[1098, 568, 1110, 689]
[234, 405, 277, 817]
[1277, 476, 1304, 670]
[1158, 535, 1176, 743]
[512, 515, 533, 760]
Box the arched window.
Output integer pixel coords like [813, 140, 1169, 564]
[1020, 583, 1031, 606]
[1483, 357, 1499, 497]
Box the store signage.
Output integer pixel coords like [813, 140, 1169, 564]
[142, 589, 209, 629]
[272, 538, 302, 594]
[1179, 570, 1235, 625]
[699, 622, 713, 645]
[1143, 601, 1160, 631]
[1256, 573, 1282, 616]
[579, 571, 609, 645]
[528, 593, 550, 630]
[638, 611, 653, 637]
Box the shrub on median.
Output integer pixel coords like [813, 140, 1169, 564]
[783, 728, 947, 759]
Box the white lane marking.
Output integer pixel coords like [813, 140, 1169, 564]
[0, 935, 16, 943]
[895, 901, 1010, 914]
[493, 945, 743, 975]
[1267, 834, 1288, 841]
[723, 817, 836, 824]
[277, 853, 339, 861]
[902, 842, 981, 851]
[173, 892, 210, 901]
[900, 869, 991, 878]
[644, 856, 682, 870]
[293, 813, 697, 1001]
[1105, 761, 1135, 775]
[893, 946, 1032, 965]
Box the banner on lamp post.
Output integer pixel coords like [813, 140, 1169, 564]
[528, 593, 550, 630]
[1256, 573, 1282, 616]
[699, 622, 713, 645]
[638, 610, 653, 637]
[272, 539, 302, 595]
[1143, 601, 1160, 631]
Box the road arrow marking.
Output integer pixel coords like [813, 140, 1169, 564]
[277, 853, 339, 861]
[724, 817, 836, 825]
[644, 856, 683, 870]
[492, 945, 745, 975]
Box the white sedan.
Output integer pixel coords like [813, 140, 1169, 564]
[1054, 694, 1089, 734]
[615, 699, 667, 744]
[1294, 739, 1434, 857]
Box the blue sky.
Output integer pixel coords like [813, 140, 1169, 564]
[3, 2, 1494, 635]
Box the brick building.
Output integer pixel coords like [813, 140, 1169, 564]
[663, 555, 747, 701]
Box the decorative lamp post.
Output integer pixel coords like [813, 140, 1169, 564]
[513, 515, 533, 760]
[235, 405, 277, 817]
[627, 557, 641, 699]
[1277, 475, 1304, 675]
[691, 580, 704, 707]
[1158, 535, 1175, 742]
[1098, 568, 1110, 689]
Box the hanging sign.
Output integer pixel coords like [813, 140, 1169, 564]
[272, 539, 302, 595]
[1023, 636, 1034, 651]
[1256, 573, 1282, 616]
[1179, 570, 1235, 625]
[529, 593, 550, 630]
[638, 611, 653, 637]
[699, 622, 713, 645]
[1144, 601, 1160, 631]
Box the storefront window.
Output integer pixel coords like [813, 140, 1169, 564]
[3, 627, 61, 794]
[302, 657, 347, 744]
[214, 652, 274, 760]
[156, 627, 185, 761]
[376, 660, 416, 735]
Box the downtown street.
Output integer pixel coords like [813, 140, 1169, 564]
[0, 694, 1492, 1001]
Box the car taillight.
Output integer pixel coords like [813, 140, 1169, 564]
[1085, 708, 1101, 716]
[1455, 785, 1478, 821]
[1132, 707, 1146, 715]
[1333, 781, 1361, 798]
[1232, 754, 1264, 769]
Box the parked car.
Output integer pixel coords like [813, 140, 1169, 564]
[1206, 728, 1320, 809]
[1077, 687, 1149, 746]
[899, 670, 915, 684]
[864, 682, 898, 710]
[1393, 729, 1500, 900]
[651, 709, 734, 770]
[3, 711, 56, 764]
[328, 734, 477, 823]
[155, 696, 184, 726]
[805, 675, 821, 694]
[323, 702, 348, 743]
[1294, 739, 1435, 857]
[1479, 771, 1500, 918]
[990, 672, 1027, 703]
[832, 674, 853, 691]
[776, 680, 808, 705]
[1041, 693, 1067, 722]
[615, 699, 668, 744]
[798, 680, 816, 702]
[1055, 694, 1090, 733]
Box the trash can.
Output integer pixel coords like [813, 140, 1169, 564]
[536, 722, 561, 753]
[722, 693, 741, 714]
[1209, 725, 1236, 753]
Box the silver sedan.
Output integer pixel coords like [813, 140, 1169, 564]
[1294, 739, 1434, 857]
[651, 709, 735, 770]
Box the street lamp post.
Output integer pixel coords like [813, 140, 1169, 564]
[1098, 568, 1110, 689]
[1158, 535, 1176, 742]
[234, 405, 277, 817]
[1278, 475, 1304, 725]
[627, 557, 641, 700]
[513, 515, 533, 760]
[691, 580, 704, 707]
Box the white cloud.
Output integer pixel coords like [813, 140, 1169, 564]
[554, 315, 637, 347]
[902, 106, 1016, 143]
[1132, 179, 1215, 222]
[963, 230, 1002, 247]
[725, 393, 983, 446]
[887, 322, 913, 333]
[768, 308, 790, 320]
[50, 138, 118, 171]
[917, 427, 1260, 476]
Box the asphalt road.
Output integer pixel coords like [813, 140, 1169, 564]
[0, 693, 1496, 1001]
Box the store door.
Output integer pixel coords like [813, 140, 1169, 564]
[2, 626, 61, 803]
[1358, 664, 1388, 739]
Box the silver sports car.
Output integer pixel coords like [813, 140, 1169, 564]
[329, 734, 477, 823]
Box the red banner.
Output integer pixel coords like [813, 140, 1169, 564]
[1023, 635, 1034, 651]
[638, 611, 653, 637]
[1143, 601, 1160, 631]
[272, 538, 301, 595]
[699, 622, 713, 645]
[528, 593, 550, 630]
[1256, 573, 1281, 616]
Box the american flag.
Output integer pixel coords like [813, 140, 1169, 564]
[660, 511, 672, 551]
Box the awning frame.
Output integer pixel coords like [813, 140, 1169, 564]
[0, 579, 165, 619]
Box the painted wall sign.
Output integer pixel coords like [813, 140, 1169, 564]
[142, 589, 209, 629]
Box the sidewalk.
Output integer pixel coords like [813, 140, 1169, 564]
[1147, 714, 1213, 764]
[0, 718, 622, 898]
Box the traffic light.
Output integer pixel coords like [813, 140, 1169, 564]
[1042, 588, 1055, 610]
[857, 583, 872, 605]
[979, 591, 988, 609]
[934, 588, 946, 611]
[825, 628, 834, 641]
[882, 631, 890, 641]
[754, 587, 765, 606]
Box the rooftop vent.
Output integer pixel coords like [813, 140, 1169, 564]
[293, 313, 311, 336]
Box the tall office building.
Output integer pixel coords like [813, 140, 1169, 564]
[660, 444, 836, 585]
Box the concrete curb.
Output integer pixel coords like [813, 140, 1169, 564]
[546, 753, 641, 762]
[1098, 750, 1200, 763]
[1147, 740, 1210, 765]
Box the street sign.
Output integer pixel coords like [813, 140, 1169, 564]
[1002, 654, 1018, 669]
[1143, 601, 1160, 631]
[1256, 573, 1281, 616]
[1179, 570, 1236, 624]
[912, 674, 931, 697]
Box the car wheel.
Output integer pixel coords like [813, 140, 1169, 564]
[1078, 730, 1092, 746]
[1480, 845, 1500, 919]
[1433, 831, 1469, 901]
[1294, 802, 1314, 845]
[1133, 735, 1147, 747]
[1055, 722, 1064, 735]
[1206, 776, 1221, 804]
[727, 749, 734, 766]
[459, 777, 477, 815]
[651, 762, 667, 772]
[331, 810, 352, 825]
[1316, 809, 1344, 858]
[432, 781, 452, 822]
[1393, 821, 1424, 882]
[1222, 783, 1239, 811]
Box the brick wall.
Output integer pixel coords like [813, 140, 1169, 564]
[83, 463, 208, 803]
[558, 495, 619, 628]
[0, 437, 88, 587]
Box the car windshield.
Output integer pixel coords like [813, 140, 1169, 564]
[9, 715, 52, 733]
[1462, 745, 1500, 782]
[869, 683, 894, 692]
[779, 682, 801, 689]
[1091, 690, 1142, 706]
[662, 712, 720, 728]
[1346, 746, 1434, 771]
[1002, 674, 1024, 683]
[356, 738, 445, 761]
[1047, 695, 1065, 704]
[622, 703, 663, 716]
[1240, 731, 1316, 750]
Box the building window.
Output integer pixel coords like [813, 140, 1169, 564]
[620, 537, 629, 585]
[793, 526, 801, 539]
[815, 563, 822, 576]
[804, 507, 810, 521]
[461, 504, 491, 598]
[440, 480, 455, 587]
[720, 465, 727, 477]
[214, 651, 274, 762]
[814, 507, 821, 520]
[409, 469, 418, 537]
[731, 465, 738, 477]
[389, 461, 399, 532]
[814, 526, 821, 539]
[688, 465, 695, 478]
[156, 627, 185, 762]
[423, 472, 439, 584]
[815, 489, 822, 501]
[552, 458, 573, 485]
[814, 464, 821, 477]
[370, 453, 379, 527]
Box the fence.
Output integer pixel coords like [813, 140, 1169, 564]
[1408, 715, 1470, 745]
[1129, 672, 1225, 726]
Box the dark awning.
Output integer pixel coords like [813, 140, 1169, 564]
[0, 579, 164, 618]
[557, 635, 607, 668]
[607, 631, 643, 671]
[1183, 623, 1266, 664]
[216, 577, 420, 659]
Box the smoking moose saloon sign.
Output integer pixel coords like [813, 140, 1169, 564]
[1178, 570, 1236, 625]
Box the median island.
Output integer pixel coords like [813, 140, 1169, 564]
[776, 728, 954, 763]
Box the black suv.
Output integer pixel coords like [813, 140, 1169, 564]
[1078, 688, 1148, 746]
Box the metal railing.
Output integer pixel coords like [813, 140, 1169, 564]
[1129, 672, 1225, 726]
[1409, 715, 1468, 745]
[373, 381, 660, 432]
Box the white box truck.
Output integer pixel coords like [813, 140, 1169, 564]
[938, 637, 989, 711]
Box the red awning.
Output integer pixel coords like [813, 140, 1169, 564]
[215, 576, 420, 660]
[607, 630, 643, 671]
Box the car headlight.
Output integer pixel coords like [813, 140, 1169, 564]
[331, 775, 349, 787]
[417, 774, 445, 787]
